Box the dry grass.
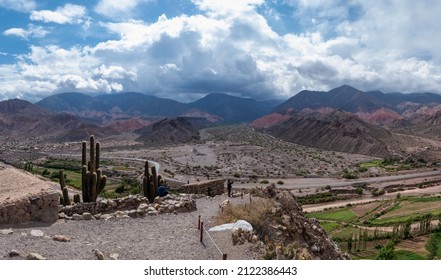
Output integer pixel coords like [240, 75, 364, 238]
[215, 199, 273, 237]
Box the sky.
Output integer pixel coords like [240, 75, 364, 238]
[0, 0, 440, 103]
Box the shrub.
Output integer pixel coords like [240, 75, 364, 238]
[277, 180, 284, 185]
[375, 240, 396, 260]
[371, 188, 385, 196]
[358, 166, 368, 173]
[215, 199, 273, 238]
[260, 180, 269, 184]
[50, 171, 59, 180]
[114, 185, 125, 194]
[342, 172, 358, 179]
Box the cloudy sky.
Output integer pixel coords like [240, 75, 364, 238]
[0, 0, 440, 102]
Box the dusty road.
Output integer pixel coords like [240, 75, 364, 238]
[237, 170, 441, 190]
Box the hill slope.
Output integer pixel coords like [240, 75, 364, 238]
[136, 117, 202, 145]
[0, 99, 109, 141]
[190, 93, 281, 123]
[273, 85, 441, 114]
[268, 110, 392, 157]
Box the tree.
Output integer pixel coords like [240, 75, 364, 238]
[419, 213, 432, 235]
[402, 220, 412, 239]
[425, 234, 439, 260]
[375, 240, 396, 260]
[347, 236, 353, 253]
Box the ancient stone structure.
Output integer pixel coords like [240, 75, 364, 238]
[0, 190, 59, 224]
[176, 179, 225, 197]
[58, 193, 197, 220]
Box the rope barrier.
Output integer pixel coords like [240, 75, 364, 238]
[198, 215, 228, 260]
[203, 225, 224, 256]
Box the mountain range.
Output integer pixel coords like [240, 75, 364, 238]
[36, 92, 280, 124]
[3, 85, 441, 158]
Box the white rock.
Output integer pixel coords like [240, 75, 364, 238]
[100, 214, 112, 220]
[147, 210, 158, 216]
[72, 213, 82, 221]
[93, 249, 105, 260]
[0, 228, 13, 235]
[209, 220, 253, 232]
[53, 235, 71, 242]
[219, 199, 230, 208]
[137, 203, 149, 211]
[27, 253, 46, 260]
[30, 230, 44, 237]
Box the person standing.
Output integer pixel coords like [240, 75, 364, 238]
[227, 179, 233, 197]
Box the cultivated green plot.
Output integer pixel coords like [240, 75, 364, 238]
[395, 250, 425, 260]
[306, 208, 357, 222]
[319, 221, 341, 232]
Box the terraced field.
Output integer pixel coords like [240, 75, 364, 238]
[306, 194, 441, 259]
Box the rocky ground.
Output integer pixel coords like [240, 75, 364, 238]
[0, 194, 259, 260]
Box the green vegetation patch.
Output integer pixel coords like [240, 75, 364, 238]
[328, 225, 359, 241]
[427, 232, 441, 259]
[402, 196, 441, 203]
[359, 159, 385, 168]
[369, 209, 441, 226]
[395, 250, 425, 260]
[319, 221, 340, 232]
[33, 166, 82, 189]
[306, 208, 357, 222]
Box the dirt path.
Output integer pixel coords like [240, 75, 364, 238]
[0, 194, 258, 260]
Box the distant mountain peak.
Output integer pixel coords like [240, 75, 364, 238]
[331, 84, 359, 92]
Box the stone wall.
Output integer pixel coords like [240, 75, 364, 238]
[0, 190, 59, 225]
[176, 179, 225, 197]
[58, 194, 197, 220]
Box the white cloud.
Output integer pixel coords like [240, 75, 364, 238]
[2, 1, 441, 102]
[94, 0, 151, 18]
[344, 1, 441, 62]
[193, 0, 265, 16]
[96, 64, 137, 81]
[3, 25, 49, 39]
[0, 0, 35, 12]
[30, 4, 88, 25]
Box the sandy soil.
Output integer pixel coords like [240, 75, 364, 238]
[0, 163, 55, 203]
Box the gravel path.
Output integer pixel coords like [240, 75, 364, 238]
[0, 195, 258, 260]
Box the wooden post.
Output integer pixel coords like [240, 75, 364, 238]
[198, 215, 201, 230]
[200, 222, 204, 243]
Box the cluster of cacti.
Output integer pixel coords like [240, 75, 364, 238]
[142, 161, 163, 203]
[59, 169, 71, 206]
[73, 194, 81, 203]
[24, 161, 33, 171]
[81, 135, 107, 203]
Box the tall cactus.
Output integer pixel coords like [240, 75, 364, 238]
[81, 135, 107, 202]
[142, 161, 150, 198]
[142, 161, 158, 203]
[59, 169, 71, 206]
